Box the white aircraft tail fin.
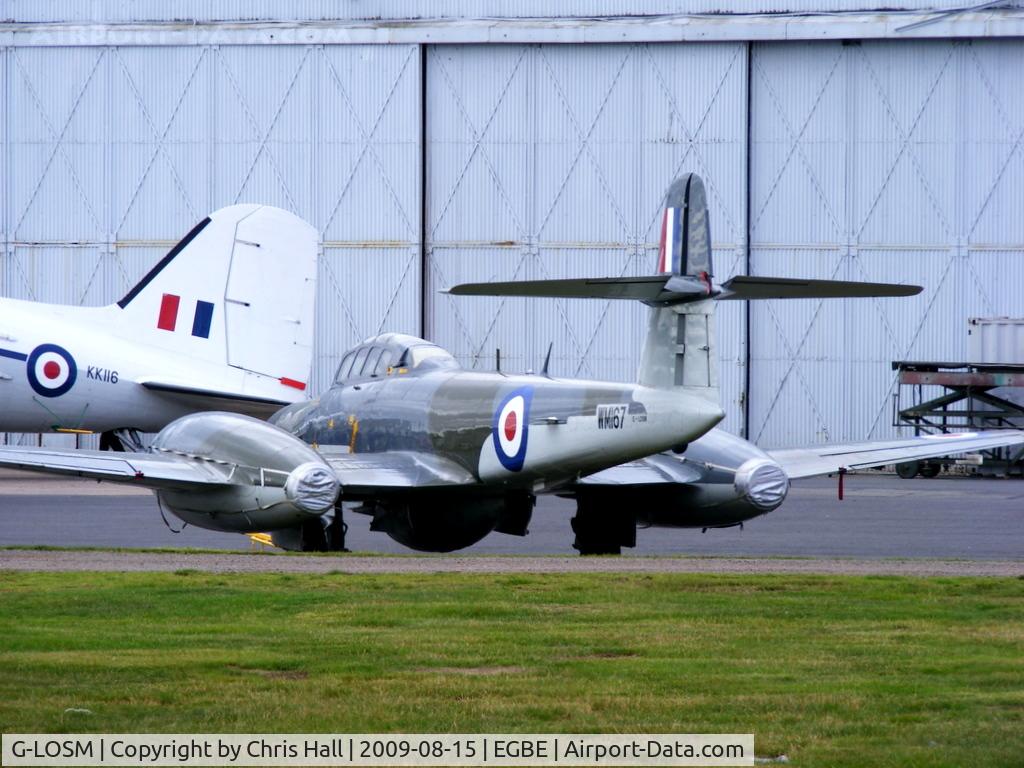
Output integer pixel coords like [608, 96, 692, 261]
[113, 204, 318, 394]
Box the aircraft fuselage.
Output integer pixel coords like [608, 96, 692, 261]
[273, 364, 723, 492]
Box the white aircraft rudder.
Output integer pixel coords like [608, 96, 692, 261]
[112, 204, 319, 393]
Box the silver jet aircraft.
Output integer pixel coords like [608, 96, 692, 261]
[1, 174, 1021, 554]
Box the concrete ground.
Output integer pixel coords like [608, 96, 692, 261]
[0, 469, 1021, 560]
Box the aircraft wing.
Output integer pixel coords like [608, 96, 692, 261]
[576, 454, 704, 486]
[767, 430, 1024, 479]
[138, 379, 292, 419]
[0, 443, 480, 497]
[320, 450, 479, 496]
[0, 446, 233, 490]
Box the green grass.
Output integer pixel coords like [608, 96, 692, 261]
[0, 572, 1021, 767]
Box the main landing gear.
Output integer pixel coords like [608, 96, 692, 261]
[99, 428, 144, 452]
[300, 505, 349, 552]
[896, 460, 942, 479]
[570, 496, 635, 556]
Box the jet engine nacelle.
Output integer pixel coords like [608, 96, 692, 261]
[150, 412, 339, 533]
[643, 431, 789, 528]
[633, 456, 789, 529]
[581, 430, 790, 531]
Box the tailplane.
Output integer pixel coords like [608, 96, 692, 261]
[447, 173, 921, 403]
[112, 204, 318, 396]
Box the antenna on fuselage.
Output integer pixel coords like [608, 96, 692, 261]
[541, 342, 553, 377]
[496, 348, 501, 374]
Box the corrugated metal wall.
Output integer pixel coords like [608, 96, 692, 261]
[2, 44, 421, 446]
[5, 1, 991, 23]
[425, 43, 747, 433]
[3, 37, 1023, 448]
[749, 40, 1024, 446]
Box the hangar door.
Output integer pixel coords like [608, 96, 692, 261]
[424, 43, 749, 434]
[3, 44, 422, 453]
[748, 40, 1024, 447]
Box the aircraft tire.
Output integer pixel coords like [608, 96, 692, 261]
[896, 461, 920, 479]
[570, 498, 633, 556]
[300, 518, 329, 552]
[99, 431, 125, 452]
[919, 463, 941, 479]
[570, 515, 621, 555]
[327, 509, 349, 552]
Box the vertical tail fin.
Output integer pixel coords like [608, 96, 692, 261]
[639, 173, 718, 402]
[111, 204, 318, 394]
[656, 173, 713, 278]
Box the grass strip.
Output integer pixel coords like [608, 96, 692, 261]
[0, 571, 1020, 767]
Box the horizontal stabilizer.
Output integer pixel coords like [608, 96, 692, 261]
[447, 274, 921, 305]
[717, 275, 921, 300]
[447, 276, 669, 301]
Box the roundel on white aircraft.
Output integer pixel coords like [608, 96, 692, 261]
[26, 343, 77, 398]
[493, 387, 533, 472]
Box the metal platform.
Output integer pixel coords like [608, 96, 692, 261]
[891, 360, 1024, 477]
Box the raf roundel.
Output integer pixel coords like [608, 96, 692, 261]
[493, 387, 533, 472]
[26, 343, 77, 398]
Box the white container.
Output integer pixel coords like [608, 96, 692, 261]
[967, 318, 1024, 365]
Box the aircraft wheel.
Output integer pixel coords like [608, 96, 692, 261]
[327, 508, 349, 552]
[919, 463, 941, 479]
[896, 461, 920, 479]
[99, 431, 125, 452]
[570, 519, 621, 556]
[570, 498, 634, 556]
[300, 518, 329, 552]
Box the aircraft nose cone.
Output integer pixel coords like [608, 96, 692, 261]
[694, 400, 726, 435]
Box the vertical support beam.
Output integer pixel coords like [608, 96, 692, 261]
[633, 42, 644, 290]
[2, 46, 7, 447]
[2, 46, 8, 293]
[418, 43, 428, 339]
[208, 45, 218, 213]
[742, 40, 753, 440]
[311, 44, 323, 392]
[310, 45, 320, 232]
[954, 40, 969, 320]
[843, 40, 856, 438]
[104, 46, 113, 306]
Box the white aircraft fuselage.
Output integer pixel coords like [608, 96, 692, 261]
[0, 204, 320, 437]
[0, 297, 299, 433]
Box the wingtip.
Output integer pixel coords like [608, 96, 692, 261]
[445, 284, 483, 296]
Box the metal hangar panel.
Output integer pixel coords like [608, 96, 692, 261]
[2, 5, 1023, 447]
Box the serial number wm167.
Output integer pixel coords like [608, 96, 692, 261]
[596, 404, 627, 430]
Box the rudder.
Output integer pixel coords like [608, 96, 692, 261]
[657, 173, 713, 278]
[112, 204, 318, 390]
[640, 174, 718, 402]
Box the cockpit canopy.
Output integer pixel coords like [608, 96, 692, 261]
[333, 333, 459, 385]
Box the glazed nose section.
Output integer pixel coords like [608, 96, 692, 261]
[734, 458, 790, 512]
